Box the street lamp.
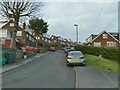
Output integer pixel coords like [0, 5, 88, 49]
[74, 24, 78, 44]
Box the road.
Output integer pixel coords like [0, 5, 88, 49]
[2, 50, 75, 88]
[2, 50, 118, 89]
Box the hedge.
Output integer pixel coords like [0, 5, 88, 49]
[1, 49, 37, 60]
[74, 45, 119, 60]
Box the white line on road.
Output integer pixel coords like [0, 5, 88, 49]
[100, 71, 118, 88]
[74, 67, 79, 88]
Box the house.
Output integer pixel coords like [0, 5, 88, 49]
[0, 20, 15, 48]
[50, 35, 58, 44]
[0, 19, 37, 48]
[42, 33, 51, 43]
[86, 31, 120, 47]
[0, 20, 27, 48]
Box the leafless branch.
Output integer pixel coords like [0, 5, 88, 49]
[0, 0, 44, 19]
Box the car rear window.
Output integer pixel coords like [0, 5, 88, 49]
[68, 52, 82, 56]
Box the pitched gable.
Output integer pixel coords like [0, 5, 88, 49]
[90, 31, 120, 44]
[2, 20, 24, 31]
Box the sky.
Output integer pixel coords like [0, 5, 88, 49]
[41, 0, 118, 43]
[0, 0, 119, 43]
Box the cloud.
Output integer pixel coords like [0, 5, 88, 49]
[43, 2, 118, 42]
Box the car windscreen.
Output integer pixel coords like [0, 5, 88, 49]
[68, 52, 83, 57]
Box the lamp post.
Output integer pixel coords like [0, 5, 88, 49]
[74, 24, 78, 44]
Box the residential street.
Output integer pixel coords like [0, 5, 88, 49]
[2, 50, 118, 88]
[0, 1, 119, 90]
[2, 50, 75, 88]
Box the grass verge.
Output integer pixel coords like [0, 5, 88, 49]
[84, 54, 118, 74]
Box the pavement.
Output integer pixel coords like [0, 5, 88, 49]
[0, 52, 50, 74]
[74, 63, 119, 88]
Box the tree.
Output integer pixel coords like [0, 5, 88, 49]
[29, 18, 49, 48]
[0, 0, 44, 48]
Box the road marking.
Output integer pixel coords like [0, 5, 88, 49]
[100, 71, 118, 88]
[74, 67, 79, 88]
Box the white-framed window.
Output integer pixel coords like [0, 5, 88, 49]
[0, 30, 7, 37]
[17, 31, 22, 36]
[94, 42, 101, 47]
[102, 34, 108, 39]
[107, 42, 116, 47]
[1, 39, 5, 44]
[10, 23, 14, 27]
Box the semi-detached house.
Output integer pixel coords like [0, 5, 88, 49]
[86, 31, 120, 47]
[0, 20, 37, 48]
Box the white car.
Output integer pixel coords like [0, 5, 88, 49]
[66, 51, 85, 66]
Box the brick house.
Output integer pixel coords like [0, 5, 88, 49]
[86, 31, 120, 47]
[0, 20, 14, 48]
[50, 35, 58, 44]
[0, 20, 27, 48]
[0, 20, 37, 48]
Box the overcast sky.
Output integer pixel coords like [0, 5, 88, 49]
[42, 1, 118, 43]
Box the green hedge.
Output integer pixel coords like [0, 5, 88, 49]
[1, 49, 37, 60]
[74, 45, 119, 60]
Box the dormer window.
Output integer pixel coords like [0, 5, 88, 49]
[102, 34, 108, 39]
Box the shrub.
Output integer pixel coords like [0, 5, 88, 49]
[74, 45, 118, 60]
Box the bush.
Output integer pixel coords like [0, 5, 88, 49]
[74, 45, 119, 60]
[26, 51, 37, 57]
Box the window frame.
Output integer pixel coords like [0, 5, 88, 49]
[1, 38, 5, 44]
[16, 31, 22, 36]
[94, 42, 101, 47]
[102, 34, 108, 39]
[107, 41, 116, 47]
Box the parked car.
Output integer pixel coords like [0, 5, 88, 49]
[66, 51, 85, 66]
[66, 47, 75, 55]
[49, 47, 55, 52]
[64, 47, 72, 53]
[21, 46, 37, 52]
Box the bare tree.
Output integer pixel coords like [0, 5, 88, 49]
[0, 0, 44, 48]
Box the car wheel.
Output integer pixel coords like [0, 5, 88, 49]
[82, 62, 86, 66]
[66, 61, 70, 66]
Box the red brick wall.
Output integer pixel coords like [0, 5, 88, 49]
[91, 32, 119, 47]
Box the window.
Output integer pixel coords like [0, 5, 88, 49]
[1, 39, 5, 44]
[10, 23, 14, 27]
[102, 34, 108, 39]
[107, 42, 116, 47]
[17, 31, 22, 36]
[94, 42, 101, 47]
[0, 30, 7, 37]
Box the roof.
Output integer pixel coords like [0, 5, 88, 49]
[86, 34, 97, 41]
[90, 31, 120, 43]
[109, 32, 119, 41]
[0, 22, 8, 28]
